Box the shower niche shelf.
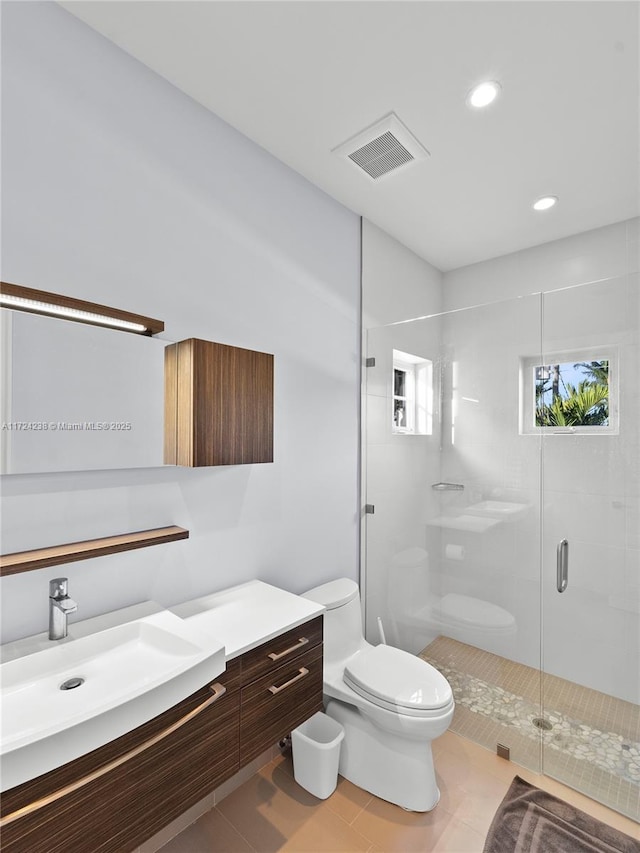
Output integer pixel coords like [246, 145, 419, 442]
[427, 515, 500, 533]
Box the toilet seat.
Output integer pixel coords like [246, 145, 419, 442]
[343, 645, 453, 718]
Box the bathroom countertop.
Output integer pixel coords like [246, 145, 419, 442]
[2, 581, 325, 664]
[170, 579, 325, 660]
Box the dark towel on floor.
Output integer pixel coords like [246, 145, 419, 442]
[483, 775, 640, 853]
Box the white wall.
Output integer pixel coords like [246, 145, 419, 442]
[361, 221, 443, 644]
[0, 2, 361, 643]
[362, 220, 442, 329]
[443, 218, 638, 310]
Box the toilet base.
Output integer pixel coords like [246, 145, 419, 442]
[325, 699, 441, 812]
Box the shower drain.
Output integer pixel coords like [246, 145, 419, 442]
[532, 716, 553, 731]
[60, 676, 85, 691]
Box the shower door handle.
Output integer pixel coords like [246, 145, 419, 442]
[556, 539, 569, 593]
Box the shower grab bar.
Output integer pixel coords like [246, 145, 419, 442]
[431, 482, 464, 491]
[557, 539, 569, 593]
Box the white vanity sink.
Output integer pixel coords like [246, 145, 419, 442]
[0, 607, 226, 791]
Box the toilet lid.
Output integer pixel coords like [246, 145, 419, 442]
[302, 578, 359, 610]
[438, 594, 515, 629]
[343, 645, 453, 715]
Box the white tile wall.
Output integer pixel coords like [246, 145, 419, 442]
[443, 218, 637, 311]
[365, 218, 638, 701]
[361, 223, 443, 643]
[435, 219, 639, 703]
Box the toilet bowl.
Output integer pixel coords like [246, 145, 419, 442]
[302, 578, 454, 812]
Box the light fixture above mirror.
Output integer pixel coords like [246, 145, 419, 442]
[0, 281, 164, 336]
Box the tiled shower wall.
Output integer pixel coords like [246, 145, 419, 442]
[363, 218, 638, 705]
[431, 294, 543, 668]
[361, 221, 443, 644]
[440, 220, 639, 705]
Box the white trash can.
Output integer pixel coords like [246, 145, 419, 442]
[291, 711, 345, 799]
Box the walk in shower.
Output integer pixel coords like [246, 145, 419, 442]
[363, 275, 639, 819]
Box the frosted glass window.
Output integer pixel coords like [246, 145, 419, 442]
[392, 350, 433, 435]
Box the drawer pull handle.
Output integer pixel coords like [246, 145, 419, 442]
[268, 667, 309, 695]
[0, 682, 226, 828]
[268, 636, 309, 661]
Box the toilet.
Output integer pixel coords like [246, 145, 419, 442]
[302, 577, 454, 812]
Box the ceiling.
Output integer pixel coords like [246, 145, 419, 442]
[60, 1, 639, 271]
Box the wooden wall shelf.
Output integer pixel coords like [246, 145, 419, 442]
[0, 526, 189, 576]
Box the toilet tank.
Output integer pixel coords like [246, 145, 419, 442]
[302, 578, 362, 664]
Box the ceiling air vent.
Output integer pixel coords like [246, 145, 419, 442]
[332, 113, 430, 181]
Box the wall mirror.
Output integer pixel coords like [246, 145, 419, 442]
[0, 309, 169, 474]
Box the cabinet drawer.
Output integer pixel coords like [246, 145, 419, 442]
[240, 615, 323, 685]
[240, 644, 323, 764]
[1, 682, 239, 853]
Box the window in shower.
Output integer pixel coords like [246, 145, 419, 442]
[392, 350, 433, 435]
[520, 348, 618, 434]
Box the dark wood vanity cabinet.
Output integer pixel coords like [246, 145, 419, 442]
[239, 616, 324, 764]
[0, 616, 323, 853]
[0, 672, 241, 853]
[164, 338, 274, 467]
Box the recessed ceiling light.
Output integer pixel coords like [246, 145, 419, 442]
[532, 196, 558, 211]
[467, 81, 501, 108]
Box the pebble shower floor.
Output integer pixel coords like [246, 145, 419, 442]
[421, 636, 640, 821]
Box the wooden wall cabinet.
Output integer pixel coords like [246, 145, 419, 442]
[164, 339, 273, 467]
[1, 616, 323, 853]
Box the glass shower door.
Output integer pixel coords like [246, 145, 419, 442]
[540, 276, 640, 819]
[364, 294, 545, 773]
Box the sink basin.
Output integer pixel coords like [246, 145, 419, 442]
[465, 500, 529, 521]
[0, 609, 225, 791]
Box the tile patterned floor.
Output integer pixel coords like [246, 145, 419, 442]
[155, 731, 640, 853]
[421, 635, 640, 821]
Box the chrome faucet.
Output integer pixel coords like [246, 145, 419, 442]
[49, 578, 77, 640]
